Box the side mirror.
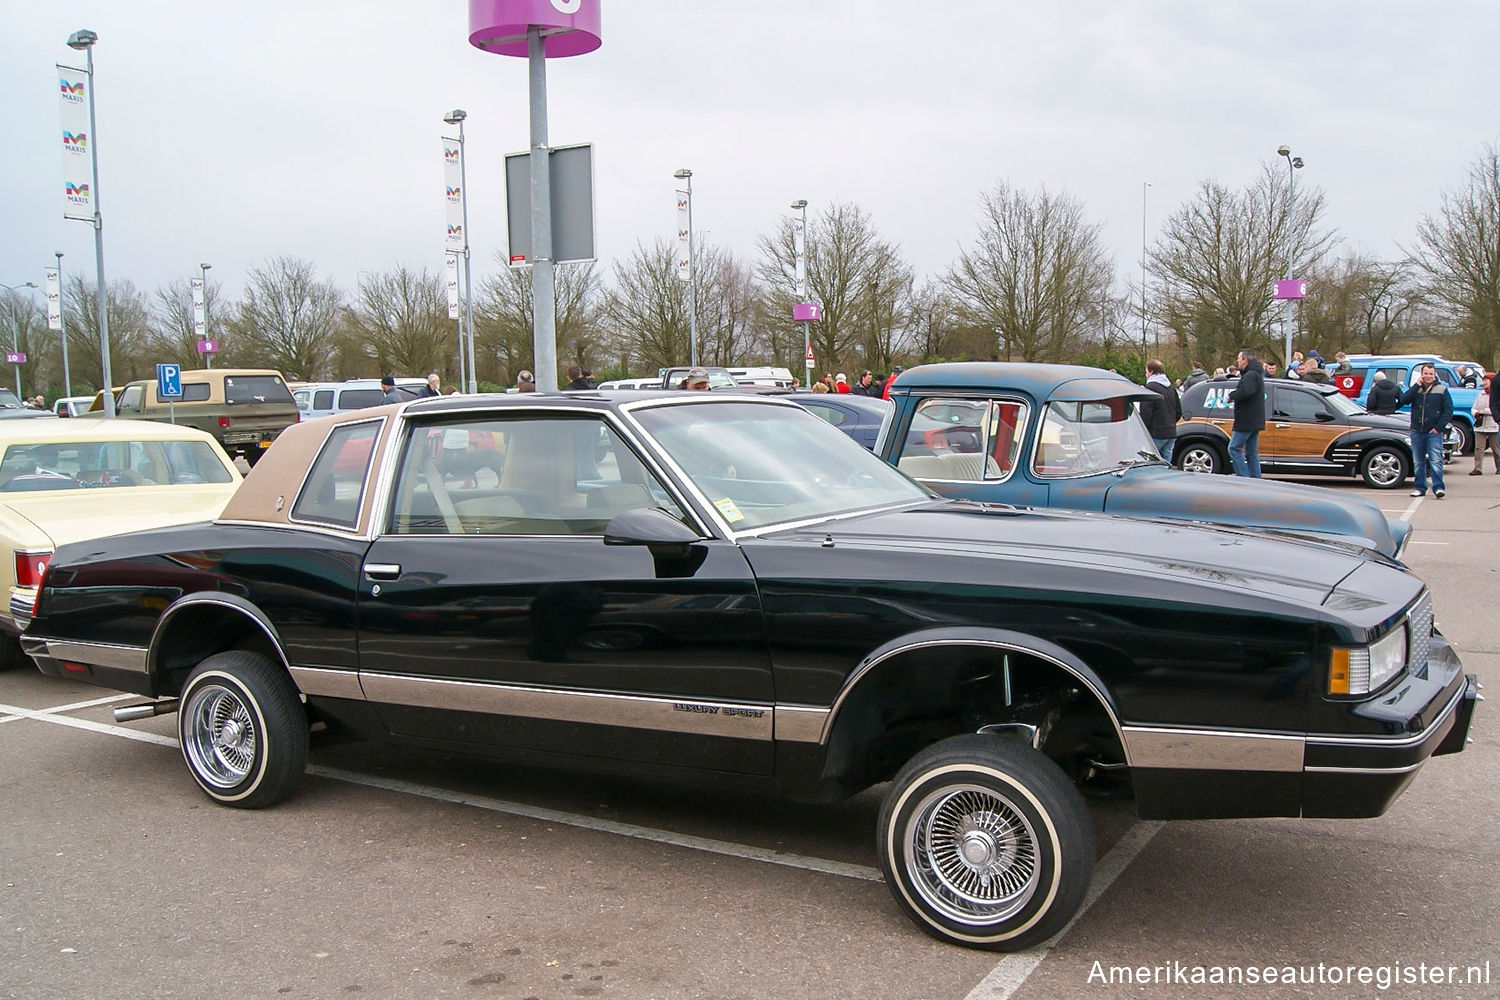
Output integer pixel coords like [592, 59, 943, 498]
[604, 507, 701, 553]
[1315, 411, 1336, 422]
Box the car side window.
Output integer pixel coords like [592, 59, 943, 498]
[897, 397, 1022, 482]
[1273, 388, 1329, 421]
[313, 390, 334, 410]
[804, 403, 848, 427]
[389, 416, 684, 536]
[291, 421, 380, 529]
[1436, 368, 1458, 387]
[118, 385, 144, 411]
[157, 383, 211, 404]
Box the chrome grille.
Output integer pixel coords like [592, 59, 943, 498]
[1408, 592, 1433, 676]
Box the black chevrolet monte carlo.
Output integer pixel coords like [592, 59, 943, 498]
[22, 392, 1479, 951]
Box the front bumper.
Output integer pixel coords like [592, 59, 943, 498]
[1303, 635, 1478, 817]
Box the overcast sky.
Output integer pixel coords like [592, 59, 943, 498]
[2, 1, 1496, 308]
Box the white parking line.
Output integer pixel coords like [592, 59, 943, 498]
[1401, 495, 1424, 522]
[0, 701, 882, 883]
[964, 820, 1165, 1000]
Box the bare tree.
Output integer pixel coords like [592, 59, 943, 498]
[1409, 144, 1500, 368]
[475, 260, 602, 387]
[151, 276, 220, 370]
[60, 274, 155, 390]
[1150, 165, 1337, 367]
[1301, 255, 1420, 356]
[757, 202, 912, 375]
[602, 238, 692, 373]
[947, 183, 1114, 363]
[0, 290, 47, 397]
[346, 265, 454, 378]
[226, 256, 342, 380]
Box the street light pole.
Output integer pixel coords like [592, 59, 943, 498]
[792, 199, 810, 384]
[67, 28, 114, 417]
[675, 169, 698, 367]
[3, 282, 38, 396]
[1277, 145, 1304, 371]
[1141, 181, 1150, 358]
[55, 251, 71, 395]
[444, 109, 478, 393]
[200, 261, 212, 369]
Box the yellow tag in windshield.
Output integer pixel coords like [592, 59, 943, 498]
[714, 498, 744, 523]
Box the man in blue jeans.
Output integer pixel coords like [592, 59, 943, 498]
[1398, 362, 1452, 497]
[1227, 348, 1265, 477]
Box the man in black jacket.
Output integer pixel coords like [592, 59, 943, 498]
[1398, 362, 1453, 497]
[1227, 348, 1265, 477]
[1140, 359, 1181, 462]
[1366, 370, 1401, 414]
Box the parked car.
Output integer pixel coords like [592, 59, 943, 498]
[102, 368, 300, 465]
[877, 363, 1411, 559]
[1174, 376, 1449, 488]
[52, 395, 94, 418]
[728, 365, 796, 387]
[1333, 355, 1480, 453]
[784, 391, 892, 449]
[594, 377, 661, 390]
[294, 378, 426, 421]
[0, 389, 56, 420]
[23, 393, 1476, 950]
[0, 418, 240, 671]
[654, 365, 739, 390]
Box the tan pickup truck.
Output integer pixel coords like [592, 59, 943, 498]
[103, 369, 300, 466]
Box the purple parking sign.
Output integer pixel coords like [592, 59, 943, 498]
[197, 339, 218, 354]
[5, 352, 25, 365]
[469, 0, 602, 57]
[1275, 280, 1308, 300]
[793, 302, 822, 322]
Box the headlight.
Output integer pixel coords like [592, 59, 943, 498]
[1329, 625, 1408, 695]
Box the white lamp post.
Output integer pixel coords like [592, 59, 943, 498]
[199, 261, 212, 368]
[1277, 145, 1304, 370]
[674, 169, 698, 367]
[444, 109, 478, 393]
[792, 199, 811, 383]
[55, 251, 71, 395]
[66, 28, 115, 417]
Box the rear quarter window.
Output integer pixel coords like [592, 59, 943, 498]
[156, 383, 211, 403]
[225, 376, 294, 405]
[291, 421, 380, 529]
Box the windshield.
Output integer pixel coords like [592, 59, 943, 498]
[632, 400, 930, 531]
[1033, 399, 1159, 477]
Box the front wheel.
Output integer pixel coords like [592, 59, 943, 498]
[1359, 445, 1409, 489]
[178, 650, 308, 808]
[1174, 441, 1223, 475]
[878, 735, 1095, 951]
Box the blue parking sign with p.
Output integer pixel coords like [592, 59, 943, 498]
[157, 363, 182, 399]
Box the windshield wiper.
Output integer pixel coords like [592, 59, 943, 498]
[1113, 450, 1169, 474]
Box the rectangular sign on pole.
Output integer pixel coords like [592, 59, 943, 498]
[674, 193, 691, 283]
[57, 64, 94, 222]
[191, 278, 206, 338]
[503, 143, 596, 267]
[793, 216, 806, 298]
[444, 138, 465, 252]
[445, 253, 460, 319]
[156, 363, 182, 399]
[44, 266, 62, 331]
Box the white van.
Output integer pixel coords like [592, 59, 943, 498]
[294, 378, 427, 420]
[728, 366, 796, 388]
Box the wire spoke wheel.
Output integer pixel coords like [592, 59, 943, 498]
[906, 785, 1039, 924]
[183, 684, 258, 788]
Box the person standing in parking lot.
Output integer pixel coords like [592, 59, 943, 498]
[1366, 370, 1401, 414]
[1227, 349, 1265, 477]
[1470, 375, 1499, 475]
[1140, 359, 1181, 463]
[379, 375, 401, 405]
[419, 373, 441, 397]
[1399, 362, 1452, 498]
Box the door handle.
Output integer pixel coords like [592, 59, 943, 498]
[1274, 423, 1291, 428]
[364, 563, 402, 580]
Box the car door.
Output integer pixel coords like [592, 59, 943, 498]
[1263, 385, 1346, 468]
[355, 410, 775, 774]
[890, 395, 1045, 505]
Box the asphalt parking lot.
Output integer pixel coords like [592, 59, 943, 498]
[2, 474, 1495, 1000]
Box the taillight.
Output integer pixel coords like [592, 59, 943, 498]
[14, 550, 52, 589]
[218, 417, 230, 428]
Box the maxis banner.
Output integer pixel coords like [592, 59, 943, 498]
[446, 253, 460, 320]
[58, 64, 94, 222]
[45, 266, 61, 331]
[444, 138, 465, 252]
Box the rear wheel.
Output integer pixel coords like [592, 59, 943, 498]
[878, 734, 1094, 951]
[178, 650, 308, 808]
[1359, 445, 1409, 489]
[1175, 441, 1223, 475]
[0, 635, 28, 672]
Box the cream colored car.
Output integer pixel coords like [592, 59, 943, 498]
[0, 419, 242, 670]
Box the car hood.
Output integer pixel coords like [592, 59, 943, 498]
[1345, 411, 1411, 431]
[0, 485, 238, 549]
[763, 501, 1374, 610]
[1095, 466, 1401, 558]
